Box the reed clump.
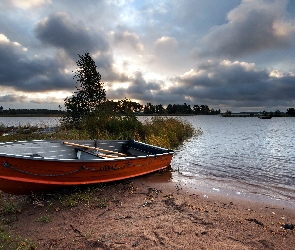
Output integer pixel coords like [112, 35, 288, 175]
[0, 115, 198, 149]
[142, 116, 198, 148]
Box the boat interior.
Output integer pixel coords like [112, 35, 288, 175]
[0, 140, 173, 161]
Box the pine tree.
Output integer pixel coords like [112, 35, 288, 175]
[63, 52, 106, 127]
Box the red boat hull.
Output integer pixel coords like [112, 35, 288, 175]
[0, 156, 173, 195]
[0, 140, 174, 195]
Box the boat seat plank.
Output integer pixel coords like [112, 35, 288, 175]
[63, 142, 127, 157]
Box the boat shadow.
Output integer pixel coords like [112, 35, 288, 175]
[132, 166, 173, 183]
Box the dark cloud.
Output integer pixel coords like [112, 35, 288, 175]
[0, 33, 128, 94]
[106, 58, 295, 111]
[35, 12, 132, 85]
[0, 11, 127, 93]
[0, 39, 73, 92]
[167, 60, 295, 110]
[0, 94, 27, 103]
[201, 0, 294, 57]
[107, 71, 161, 102]
[268, 75, 295, 99]
[35, 12, 109, 58]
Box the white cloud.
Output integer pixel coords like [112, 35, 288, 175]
[155, 36, 178, 51]
[269, 69, 284, 78]
[111, 30, 144, 52]
[272, 19, 294, 38]
[11, 0, 52, 9]
[0, 34, 9, 43]
[0, 33, 28, 51]
[221, 60, 256, 71]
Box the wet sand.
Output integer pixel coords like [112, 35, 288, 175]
[2, 171, 295, 249]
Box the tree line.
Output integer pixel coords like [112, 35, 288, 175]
[261, 109, 295, 117]
[0, 108, 64, 115]
[2, 106, 294, 116]
[0, 102, 220, 116]
[223, 108, 295, 117]
[143, 103, 220, 115]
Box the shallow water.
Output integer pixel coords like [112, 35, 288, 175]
[171, 116, 295, 208]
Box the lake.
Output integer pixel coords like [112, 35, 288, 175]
[0, 116, 60, 127]
[1, 115, 294, 207]
[171, 116, 295, 208]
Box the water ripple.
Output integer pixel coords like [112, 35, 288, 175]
[171, 116, 295, 206]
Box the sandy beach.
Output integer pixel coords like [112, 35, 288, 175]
[2, 171, 295, 249]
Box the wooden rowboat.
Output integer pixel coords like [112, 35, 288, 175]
[0, 140, 174, 195]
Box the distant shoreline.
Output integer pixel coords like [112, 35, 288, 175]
[0, 114, 195, 117]
[0, 114, 62, 117]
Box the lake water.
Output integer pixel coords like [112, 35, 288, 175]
[0, 116, 60, 127]
[1, 116, 294, 208]
[171, 116, 295, 208]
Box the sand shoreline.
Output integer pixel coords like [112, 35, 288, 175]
[147, 169, 295, 212]
[139, 172, 295, 219]
[2, 172, 294, 249]
[175, 179, 295, 213]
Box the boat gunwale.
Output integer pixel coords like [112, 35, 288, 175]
[0, 139, 174, 162]
[0, 152, 173, 162]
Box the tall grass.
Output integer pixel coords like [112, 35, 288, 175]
[79, 111, 144, 141]
[142, 116, 198, 148]
[1, 116, 198, 149]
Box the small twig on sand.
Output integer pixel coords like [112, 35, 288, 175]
[70, 224, 84, 237]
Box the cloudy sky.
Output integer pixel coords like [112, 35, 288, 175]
[1, 0, 295, 112]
